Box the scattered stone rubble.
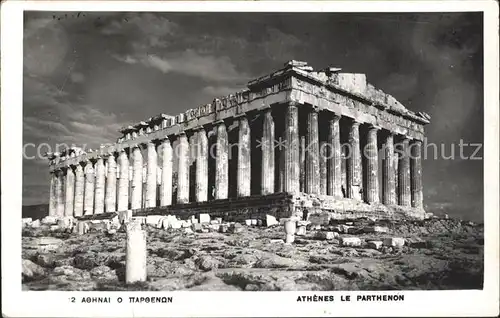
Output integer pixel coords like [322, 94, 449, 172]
[22, 212, 483, 291]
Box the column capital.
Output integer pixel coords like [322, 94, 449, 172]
[349, 118, 362, 127]
[330, 113, 341, 122]
[287, 101, 301, 108]
[367, 124, 382, 131]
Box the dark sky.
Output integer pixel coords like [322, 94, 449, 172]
[22, 12, 484, 221]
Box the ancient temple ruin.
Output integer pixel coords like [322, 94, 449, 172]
[45, 60, 430, 221]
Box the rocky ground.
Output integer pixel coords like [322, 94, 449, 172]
[22, 217, 483, 291]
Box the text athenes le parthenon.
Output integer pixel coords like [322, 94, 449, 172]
[45, 60, 431, 221]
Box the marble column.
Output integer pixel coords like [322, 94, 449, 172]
[215, 122, 229, 200]
[160, 138, 173, 206]
[306, 106, 320, 194]
[131, 146, 143, 209]
[382, 133, 396, 205]
[261, 109, 275, 195]
[346, 120, 362, 200]
[410, 139, 423, 208]
[319, 141, 327, 195]
[49, 172, 57, 216]
[55, 170, 65, 217]
[105, 154, 117, 212]
[194, 129, 208, 202]
[94, 157, 105, 214]
[397, 137, 411, 206]
[299, 136, 306, 192]
[327, 114, 342, 197]
[73, 163, 84, 217]
[83, 162, 95, 215]
[177, 133, 190, 204]
[145, 142, 157, 208]
[365, 125, 380, 204]
[64, 166, 75, 216]
[283, 102, 300, 195]
[117, 150, 129, 211]
[237, 116, 251, 197]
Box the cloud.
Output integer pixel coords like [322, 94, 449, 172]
[141, 50, 249, 83]
[202, 85, 243, 97]
[70, 72, 85, 83]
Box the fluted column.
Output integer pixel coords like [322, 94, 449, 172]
[319, 141, 327, 195]
[215, 122, 229, 200]
[410, 139, 423, 208]
[94, 157, 105, 214]
[306, 106, 320, 194]
[327, 114, 342, 197]
[160, 138, 173, 206]
[397, 137, 411, 206]
[55, 170, 65, 217]
[49, 172, 56, 216]
[283, 102, 300, 194]
[261, 109, 275, 195]
[64, 166, 75, 216]
[346, 120, 362, 200]
[105, 154, 117, 212]
[117, 150, 129, 211]
[74, 163, 84, 216]
[177, 133, 190, 204]
[365, 125, 380, 204]
[382, 133, 396, 205]
[131, 145, 143, 209]
[145, 142, 157, 208]
[83, 162, 95, 215]
[237, 116, 251, 197]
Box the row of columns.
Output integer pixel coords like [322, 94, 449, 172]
[48, 102, 423, 217]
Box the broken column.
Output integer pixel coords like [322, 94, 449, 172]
[160, 137, 173, 206]
[117, 149, 129, 211]
[215, 121, 229, 200]
[131, 145, 143, 210]
[105, 154, 117, 212]
[73, 163, 84, 217]
[306, 106, 320, 194]
[145, 141, 157, 208]
[382, 132, 396, 205]
[94, 157, 105, 214]
[410, 139, 423, 209]
[261, 108, 275, 195]
[346, 119, 362, 200]
[237, 115, 251, 197]
[125, 221, 147, 284]
[64, 166, 75, 217]
[83, 161, 95, 215]
[397, 137, 411, 206]
[177, 133, 190, 204]
[327, 114, 342, 198]
[195, 128, 209, 202]
[365, 125, 379, 204]
[283, 102, 300, 194]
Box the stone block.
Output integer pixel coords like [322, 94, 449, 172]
[31, 219, 40, 228]
[41, 216, 58, 225]
[340, 237, 362, 247]
[367, 241, 383, 249]
[316, 231, 337, 240]
[250, 219, 258, 226]
[190, 215, 198, 224]
[340, 225, 352, 233]
[257, 219, 263, 226]
[362, 226, 389, 234]
[383, 237, 405, 248]
[119, 210, 133, 224]
[192, 223, 203, 233]
[297, 220, 311, 227]
[296, 226, 307, 236]
[146, 215, 163, 227]
[230, 223, 243, 233]
[308, 213, 330, 225]
[245, 219, 252, 226]
[184, 227, 194, 234]
[57, 216, 74, 229]
[22, 218, 33, 227]
[50, 225, 60, 232]
[210, 220, 220, 225]
[199, 213, 211, 224]
[216, 217, 223, 224]
[265, 215, 279, 227]
[181, 220, 191, 228]
[170, 220, 182, 229]
[219, 224, 229, 233]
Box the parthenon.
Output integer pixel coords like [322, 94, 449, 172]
[46, 60, 431, 221]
